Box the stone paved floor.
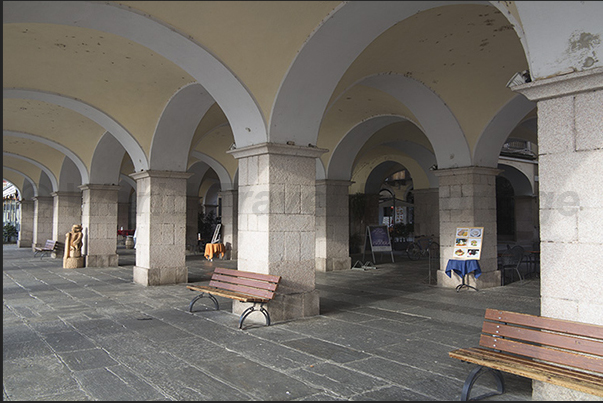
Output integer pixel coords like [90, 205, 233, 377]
[3, 244, 540, 401]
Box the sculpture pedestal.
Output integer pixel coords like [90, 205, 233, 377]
[63, 256, 85, 269]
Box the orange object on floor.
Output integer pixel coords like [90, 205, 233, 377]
[204, 243, 225, 260]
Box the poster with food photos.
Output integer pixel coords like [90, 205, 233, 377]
[452, 227, 484, 260]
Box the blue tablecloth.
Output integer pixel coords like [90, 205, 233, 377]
[446, 259, 482, 279]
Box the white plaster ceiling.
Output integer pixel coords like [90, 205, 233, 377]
[5, 1, 599, 197]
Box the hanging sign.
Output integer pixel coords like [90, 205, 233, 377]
[452, 227, 484, 260]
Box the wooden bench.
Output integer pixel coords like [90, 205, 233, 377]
[186, 267, 281, 329]
[449, 308, 603, 400]
[33, 240, 59, 258]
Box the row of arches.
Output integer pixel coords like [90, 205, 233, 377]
[5, 1, 542, 194]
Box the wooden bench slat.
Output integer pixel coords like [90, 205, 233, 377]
[214, 267, 281, 283]
[482, 321, 603, 357]
[485, 308, 603, 339]
[186, 285, 268, 302]
[208, 279, 275, 299]
[449, 348, 603, 397]
[451, 347, 603, 383]
[211, 273, 278, 291]
[479, 334, 603, 374]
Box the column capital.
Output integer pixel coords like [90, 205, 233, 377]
[227, 142, 328, 159]
[412, 187, 439, 195]
[78, 184, 121, 192]
[217, 188, 237, 196]
[50, 191, 81, 198]
[432, 166, 502, 178]
[32, 195, 53, 201]
[315, 179, 353, 187]
[129, 170, 193, 181]
[511, 66, 603, 101]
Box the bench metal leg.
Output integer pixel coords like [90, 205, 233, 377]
[238, 303, 270, 329]
[188, 293, 219, 312]
[461, 365, 505, 401]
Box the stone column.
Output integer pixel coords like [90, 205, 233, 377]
[17, 199, 34, 248]
[513, 65, 603, 403]
[228, 143, 327, 322]
[52, 191, 82, 245]
[79, 184, 119, 267]
[413, 188, 440, 239]
[32, 196, 54, 249]
[434, 167, 501, 289]
[315, 180, 351, 272]
[186, 195, 200, 251]
[130, 170, 192, 286]
[218, 189, 237, 260]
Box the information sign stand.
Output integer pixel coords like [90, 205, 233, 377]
[447, 226, 484, 291]
[362, 225, 394, 264]
[211, 224, 221, 244]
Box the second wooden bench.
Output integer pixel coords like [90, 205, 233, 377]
[449, 308, 603, 400]
[33, 239, 60, 258]
[186, 267, 281, 329]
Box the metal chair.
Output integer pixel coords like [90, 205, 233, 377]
[499, 245, 525, 285]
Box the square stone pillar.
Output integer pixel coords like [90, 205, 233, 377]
[413, 188, 440, 239]
[228, 143, 327, 322]
[32, 196, 54, 250]
[315, 180, 352, 272]
[130, 170, 192, 286]
[52, 191, 82, 253]
[17, 199, 34, 248]
[79, 184, 119, 267]
[218, 189, 237, 260]
[186, 195, 200, 252]
[512, 65, 603, 402]
[434, 167, 502, 289]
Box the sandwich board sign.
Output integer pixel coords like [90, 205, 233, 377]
[211, 223, 222, 244]
[363, 225, 394, 263]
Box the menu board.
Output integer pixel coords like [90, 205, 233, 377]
[368, 225, 393, 252]
[452, 227, 484, 260]
[363, 225, 395, 263]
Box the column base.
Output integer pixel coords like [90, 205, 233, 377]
[233, 290, 320, 324]
[437, 269, 501, 290]
[133, 265, 188, 286]
[85, 254, 119, 267]
[315, 257, 352, 272]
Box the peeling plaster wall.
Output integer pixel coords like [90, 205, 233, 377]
[516, 2, 603, 79]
